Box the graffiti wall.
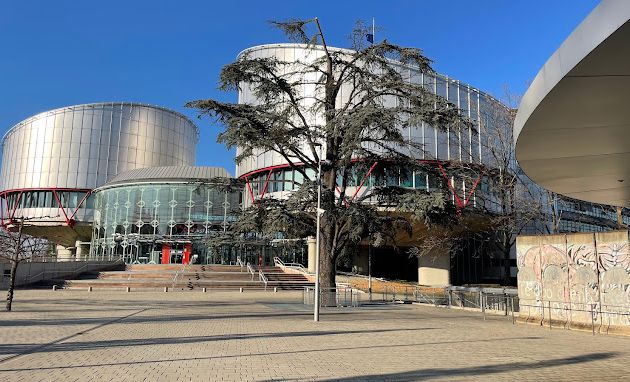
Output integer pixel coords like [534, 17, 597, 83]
[517, 230, 630, 333]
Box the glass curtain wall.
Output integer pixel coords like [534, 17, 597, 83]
[90, 181, 242, 264]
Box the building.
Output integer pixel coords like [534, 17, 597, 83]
[0, 102, 199, 259]
[2, 37, 629, 285]
[235, 43, 630, 286]
[89, 166, 242, 264]
[514, 0, 630, 207]
[513, 0, 630, 326]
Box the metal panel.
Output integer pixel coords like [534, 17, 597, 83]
[0, 102, 199, 229]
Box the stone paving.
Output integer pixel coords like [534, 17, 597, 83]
[0, 290, 629, 381]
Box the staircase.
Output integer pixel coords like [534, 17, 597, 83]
[257, 266, 314, 290]
[62, 264, 313, 291]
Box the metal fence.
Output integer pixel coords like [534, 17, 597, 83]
[303, 285, 629, 335]
[303, 285, 517, 311]
[519, 300, 630, 335]
[303, 286, 361, 307]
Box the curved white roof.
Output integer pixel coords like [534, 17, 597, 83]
[514, 1, 630, 207]
[105, 166, 231, 185]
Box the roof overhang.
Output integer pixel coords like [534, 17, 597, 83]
[514, 1, 630, 207]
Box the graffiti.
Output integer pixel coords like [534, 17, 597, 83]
[517, 231, 630, 331]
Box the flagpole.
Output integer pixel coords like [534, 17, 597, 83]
[372, 17, 375, 43]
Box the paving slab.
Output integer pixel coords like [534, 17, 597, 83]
[0, 290, 628, 381]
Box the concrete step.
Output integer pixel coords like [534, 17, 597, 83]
[62, 264, 313, 291]
[64, 279, 268, 289]
[98, 271, 255, 280]
[125, 264, 243, 272]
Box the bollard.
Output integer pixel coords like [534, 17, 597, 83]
[52, 285, 57, 291]
[164, 287, 168, 293]
[591, 304, 595, 335]
[88, 286, 92, 292]
[274, 287, 277, 293]
[202, 287, 207, 293]
[511, 297, 515, 325]
[239, 287, 243, 293]
[548, 301, 552, 330]
[126, 286, 130, 293]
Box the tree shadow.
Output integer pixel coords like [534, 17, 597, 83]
[268, 352, 619, 381]
[0, 335, 544, 372]
[0, 327, 439, 356]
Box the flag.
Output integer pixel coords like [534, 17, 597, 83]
[366, 33, 374, 43]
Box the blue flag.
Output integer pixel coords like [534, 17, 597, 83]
[366, 33, 374, 43]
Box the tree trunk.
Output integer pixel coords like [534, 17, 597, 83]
[319, 235, 337, 307]
[503, 251, 511, 286]
[6, 258, 18, 312]
[6, 219, 23, 312]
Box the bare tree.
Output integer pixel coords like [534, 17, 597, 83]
[407, 87, 547, 285]
[1, 219, 52, 311]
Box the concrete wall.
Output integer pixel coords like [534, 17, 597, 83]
[418, 247, 450, 286]
[517, 230, 630, 333]
[0, 260, 123, 289]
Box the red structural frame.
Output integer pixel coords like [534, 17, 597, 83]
[238, 159, 483, 212]
[0, 187, 92, 228]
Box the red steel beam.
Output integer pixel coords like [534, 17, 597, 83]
[351, 162, 378, 201]
[462, 176, 482, 208]
[437, 163, 464, 209]
[69, 191, 92, 220]
[245, 177, 256, 204]
[51, 190, 73, 226]
[259, 170, 273, 199]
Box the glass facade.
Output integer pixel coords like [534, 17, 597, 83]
[90, 181, 242, 264]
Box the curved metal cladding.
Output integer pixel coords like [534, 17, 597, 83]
[0, 102, 199, 245]
[235, 44, 510, 210]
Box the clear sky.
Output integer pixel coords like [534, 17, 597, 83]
[0, 0, 600, 175]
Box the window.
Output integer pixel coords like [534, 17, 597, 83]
[400, 168, 413, 188]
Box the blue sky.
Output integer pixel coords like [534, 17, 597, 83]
[0, 0, 599, 174]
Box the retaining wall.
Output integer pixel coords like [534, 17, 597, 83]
[0, 260, 123, 289]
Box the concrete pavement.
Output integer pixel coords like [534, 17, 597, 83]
[0, 290, 628, 381]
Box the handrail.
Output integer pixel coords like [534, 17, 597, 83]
[236, 256, 245, 271]
[273, 256, 309, 274]
[273, 257, 284, 268]
[246, 263, 255, 280]
[259, 270, 268, 291]
[172, 263, 187, 289]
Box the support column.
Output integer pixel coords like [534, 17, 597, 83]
[75, 241, 90, 261]
[161, 244, 170, 264]
[183, 243, 192, 264]
[307, 237, 316, 273]
[56, 245, 75, 262]
[417, 247, 451, 286]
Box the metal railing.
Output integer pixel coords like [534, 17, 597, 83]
[259, 271, 268, 290]
[273, 257, 309, 274]
[246, 263, 255, 280]
[303, 286, 361, 307]
[236, 256, 245, 271]
[519, 300, 630, 335]
[303, 284, 519, 312]
[171, 263, 188, 289]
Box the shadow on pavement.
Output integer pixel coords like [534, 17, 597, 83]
[270, 352, 619, 381]
[0, 336, 545, 372]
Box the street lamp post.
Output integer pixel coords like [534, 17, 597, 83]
[368, 242, 372, 301]
[314, 143, 322, 322]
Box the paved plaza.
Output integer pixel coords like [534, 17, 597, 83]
[0, 290, 628, 381]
